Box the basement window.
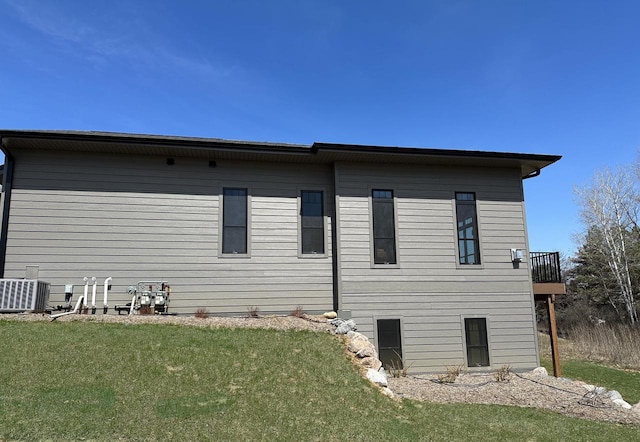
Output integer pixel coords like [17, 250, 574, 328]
[377, 319, 403, 368]
[464, 317, 490, 367]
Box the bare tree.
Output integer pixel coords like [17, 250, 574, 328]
[574, 166, 638, 325]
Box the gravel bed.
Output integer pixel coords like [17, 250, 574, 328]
[1, 312, 333, 333]
[3, 313, 639, 425]
[389, 372, 640, 425]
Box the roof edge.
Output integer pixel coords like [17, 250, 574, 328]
[0, 130, 562, 174]
[311, 141, 562, 164]
[0, 129, 312, 153]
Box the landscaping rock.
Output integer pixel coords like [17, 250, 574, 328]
[356, 347, 377, 358]
[381, 387, 394, 398]
[360, 356, 383, 371]
[532, 367, 548, 377]
[330, 318, 358, 334]
[347, 332, 375, 356]
[613, 398, 632, 410]
[607, 390, 623, 401]
[367, 368, 388, 387]
[582, 385, 609, 398]
[594, 386, 607, 395]
[331, 319, 391, 396]
[632, 402, 640, 415]
[323, 311, 337, 319]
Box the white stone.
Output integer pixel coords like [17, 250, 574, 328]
[381, 387, 395, 398]
[594, 386, 607, 395]
[607, 390, 623, 401]
[532, 367, 548, 377]
[366, 368, 388, 387]
[613, 398, 632, 410]
[583, 384, 596, 392]
[322, 311, 337, 319]
[632, 403, 640, 415]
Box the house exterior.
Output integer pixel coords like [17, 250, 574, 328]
[0, 130, 560, 372]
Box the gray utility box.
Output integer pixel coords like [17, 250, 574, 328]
[0, 279, 50, 312]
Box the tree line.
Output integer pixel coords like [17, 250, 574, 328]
[565, 163, 640, 327]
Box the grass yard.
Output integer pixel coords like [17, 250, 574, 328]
[2, 320, 639, 441]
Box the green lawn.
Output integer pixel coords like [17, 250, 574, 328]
[541, 357, 640, 404]
[1, 320, 638, 441]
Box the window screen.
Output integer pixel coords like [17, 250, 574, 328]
[465, 317, 489, 367]
[222, 188, 247, 254]
[301, 190, 324, 254]
[372, 190, 396, 264]
[456, 192, 480, 264]
[377, 319, 402, 368]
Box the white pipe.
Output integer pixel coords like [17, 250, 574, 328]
[51, 295, 85, 320]
[103, 277, 112, 313]
[90, 277, 97, 312]
[129, 294, 136, 315]
[82, 277, 89, 309]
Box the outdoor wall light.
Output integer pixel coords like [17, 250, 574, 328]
[511, 248, 525, 263]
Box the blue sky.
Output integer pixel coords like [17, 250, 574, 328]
[1, 0, 639, 256]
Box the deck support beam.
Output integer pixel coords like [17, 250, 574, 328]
[533, 283, 565, 378]
[545, 294, 561, 377]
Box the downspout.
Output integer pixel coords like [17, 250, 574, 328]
[330, 163, 339, 313]
[315, 143, 340, 313]
[0, 136, 14, 278]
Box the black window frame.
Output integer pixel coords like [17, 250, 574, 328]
[455, 192, 481, 265]
[464, 317, 490, 367]
[372, 189, 397, 265]
[222, 188, 248, 254]
[377, 318, 403, 368]
[300, 190, 325, 255]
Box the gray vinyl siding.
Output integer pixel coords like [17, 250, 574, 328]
[335, 162, 538, 372]
[4, 147, 541, 373]
[4, 150, 334, 314]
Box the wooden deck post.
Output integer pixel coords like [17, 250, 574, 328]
[545, 293, 561, 377]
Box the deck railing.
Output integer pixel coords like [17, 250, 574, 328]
[530, 252, 562, 283]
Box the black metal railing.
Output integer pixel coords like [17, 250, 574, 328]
[530, 252, 562, 283]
